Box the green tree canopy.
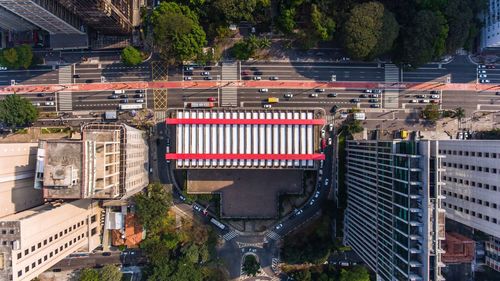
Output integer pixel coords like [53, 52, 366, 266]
[394, 10, 448, 68]
[339, 266, 370, 281]
[454, 107, 465, 120]
[290, 269, 312, 281]
[277, 7, 296, 34]
[0, 45, 33, 69]
[0, 94, 38, 128]
[242, 255, 261, 277]
[344, 2, 399, 60]
[151, 2, 206, 63]
[422, 104, 441, 123]
[79, 268, 99, 281]
[444, 0, 473, 53]
[134, 183, 172, 235]
[211, 0, 257, 23]
[121, 46, 143, 66]
[310, 4, 335, 41]
[99, 265, 122, 281]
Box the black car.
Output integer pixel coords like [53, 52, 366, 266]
[204, 76, 213, 80]
[327, 93, 338, 97]
[135, 89, 145, 93]
[351, 98, 360, 103]
[72, 74, 80, 78]
[360, 94, 368, 98]
[108, 95, 119, 99]
[102, 252, 112, 256]
[120, 94, 128, 98]
[330, 105, 338, 114]
[254, 71, 263, 75]
[204, 66, 212, 70]
[37, 93, 45, 97]
[85, 79, 94, 83]
[120, 99, 129, 103]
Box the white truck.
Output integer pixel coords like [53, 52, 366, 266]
[353, 112, 366, 121]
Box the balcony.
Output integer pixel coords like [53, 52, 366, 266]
[410, 234, 422, 241]
[409, 274, 423, 281]
[410, 208, 422, 213]
[410, 247, 422, 254]
[410, 260, 423, 267]
[410, 220, 422, 227]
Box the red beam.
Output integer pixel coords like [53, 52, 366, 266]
[165, 118, 325, 125]
[165, 153, 326, 160]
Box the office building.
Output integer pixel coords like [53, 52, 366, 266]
[0, 199, 102, 281]
[0, 0, 88, 49]
[56, 0, 144, 35]
[481, 0, 500, 49]
[439, 140, 500, 271]
[35, 123, 149, 200]
[344, 140, 445, 281]
[0, 143, 43, 218]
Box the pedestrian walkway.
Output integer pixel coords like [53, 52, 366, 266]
[58, 91, 73, 111]
[58, 65, 73, 84]
[223, 230, 238, 241]
[221, 61, 238, 107]
[266, 231, 280, 240]
[383, 64, 400, 109]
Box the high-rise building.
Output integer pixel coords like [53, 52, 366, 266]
[344, 140, 445, 281]
[0, 143, 43, 218]
[0, 0, 88, 49]
[57, 0, 144, 35]
[34, 123, 149, 200]
[0, 199, 102, 281]
[481, 0, 500, 49]
[439, 140, 500, 271]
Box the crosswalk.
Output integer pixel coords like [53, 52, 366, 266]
[266, 231, 280, 240]
[221, 61, 238, 107]
[58, 91, 73, 111]
[383, 64, 400, 109]
[58, 64, 73, 84]
[223, 230, 238, 241]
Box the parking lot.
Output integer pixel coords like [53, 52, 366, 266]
[187, 170, 303, 218]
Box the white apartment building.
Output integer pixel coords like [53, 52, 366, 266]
[481, 0, 500, 48]
[439, 140, 500, 271]
[0, 199, 102, 281]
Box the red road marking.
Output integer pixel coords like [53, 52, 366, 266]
[165, 118, 326, 125]
[165, 153, 326, 160]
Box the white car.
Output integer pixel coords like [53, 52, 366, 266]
[275, 223, 283, 230]
[340, 112, 348, 118]
[193, 204, 202, 212]
[329, 123, 333, 131]
[136, 99, 144, 103]
[370, 94, 380, 98]
[321, 129, 326, 138]
[45, 102, 55, 106]
[270, 76, 279, 80]
[479, 74, 488, 78]
[184, 66, 194, 71]
[316, 88, 325, 92]
[480, 79, 490, 83]
[420, 99, 430, 103]
[259, 88, 268, 92]
[0, 66, 7, 70]
[324, 178, 329, 186]
[184, 76, 192, 80]
[309, 199, 316, 205]
[294, 209, 303, 215]
[327, 138, 332, 145]
[32, 102, 40, 106]
[314, 191, 320, 198]
[310, 93, 319, 97]
[478, 70, 486, 73]
[410, 99, 418, 103]
[417, 94, 426, 98]
[253, 76, 262, 80]
[478, 65, 486, 68]
[430, 95, 440, 99]
[364, 89, 373, 93]
[263, 104, 272, 108]
[320, 160, 324, 169]
[284, 93, 293, 98]
[201, 71, 210, 76]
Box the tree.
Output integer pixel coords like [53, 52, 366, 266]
[345, 120, 364, 135]
[394, 10, 448, 68]
[339, 266, 370, 281]
[290, 269, 312, 281]
[310, 4, 335, 41]
[277, 7, 296, 34]
[79, 268, 99, 281]
[151, 2, 206, 63]
[344, 2, 399, 60]
[121, 46, 143, 66]
[0, 48, 18, 68]
[231, 41, 254, 60]
[210, 0, 258, 23]
[16, 45, 33, 69]
[0, 94, 38, 128]
[444, 0, 473, 53]
[422, 104, 441, 123]
[134, 183, 172, 235]
[242, 255, 260, 277]
[99, 265, 122, 281]
[454, 107, 465, 120]
[0, 45, 33, 69]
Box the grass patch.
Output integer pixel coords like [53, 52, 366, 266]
[40, 127, 70, 134]
[15, 128, 29, 134]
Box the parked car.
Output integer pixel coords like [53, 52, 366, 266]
[108, 95, 119, 99]
[360, 94, 368, 98]
[37, 93, 45, 97]
[253, 76, 262, 80]
[120, 94, 128, 99]
[369, 99, 379, 103]
[120, 99, 129, 103]
[184, 76, 193, 80]
[135, 94, 144, 98]
[324, 178, 329, 186]
[419, 99, 430, 103]
[275, 224, 283, 230]
[314, 191, 320, 198]
[416, 94, 426, 98]
[478, 70, 486, 74]
[351, 98, 360, 103]
[193, 204, 202, 212]
[369, 94, 380, 98]
[135, 99, 144, 103]
[410, 99, 418, 103]
[207, 97, 217, 102]
[269, 76, 279, 80]
[364, 89, 373, 93]
[340, 112, 348, 118]
[204, 76, 213, 80]
[328, 93, 338, 97]
[310, 93, 319, 97]
[45, 102, 55, 106]
[284, 93, 293, 98]
[316, 88, 325, 92]
[201, 71, 210, 76]
[480, 79, 490, 83]
[431, 95, 440, 99]
[184, 66, 194, 71]
[135, 89, 145, 93]
[371, 104, 381, 108]
[479, 74, 488, 78]
[263, 104, 272, 108]
[259, 88, 268, 92]
[72, 74, 80, 78]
